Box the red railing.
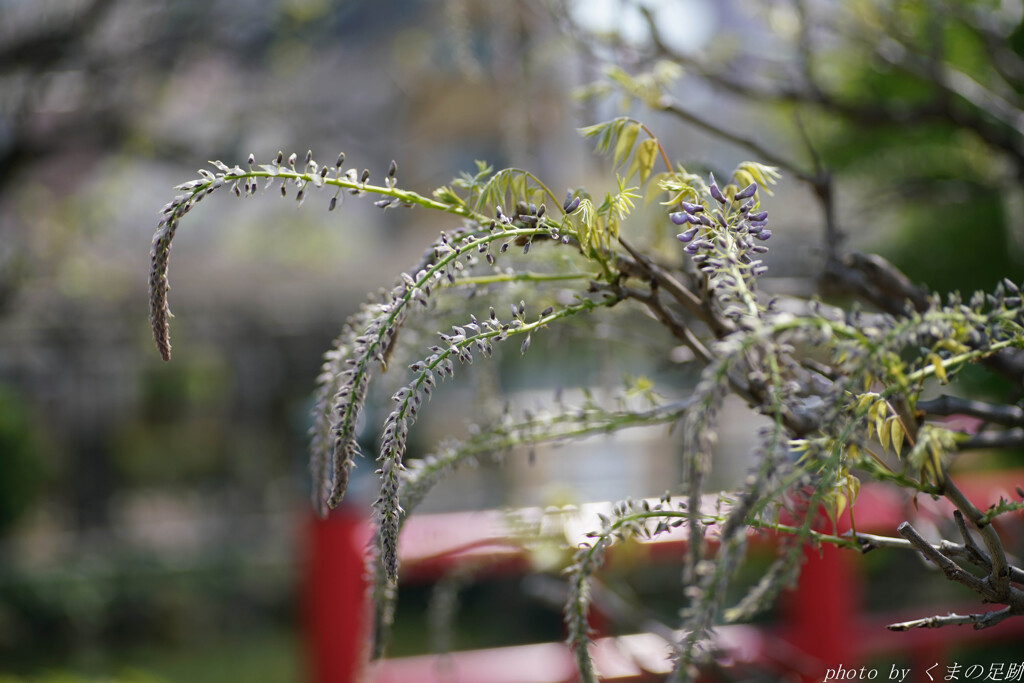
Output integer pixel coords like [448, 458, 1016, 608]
[304, 470, 1024, 682]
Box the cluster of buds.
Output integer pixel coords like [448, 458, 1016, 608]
[670, 173, 771, 277]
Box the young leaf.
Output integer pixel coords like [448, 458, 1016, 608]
[614, 123, 640, 168]
[627, 138, 659, 185]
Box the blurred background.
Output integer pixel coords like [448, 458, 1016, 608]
[2, 0, 1024, 680]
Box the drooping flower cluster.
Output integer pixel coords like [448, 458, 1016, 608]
[672, 174, 770, 261]
[668, 173, 773, 328]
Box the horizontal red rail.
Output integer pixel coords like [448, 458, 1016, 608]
[306, 469, 1024, 683]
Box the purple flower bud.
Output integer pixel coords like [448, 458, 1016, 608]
[683, 242, 700, 254]
[247, 153, 256, 166]
[670, 212, 688, 225]
[714, 211, 727, 227]
[749, 211, 768, 221]
[708, 173, 725, 203]
[360, 169, 370, 184]
[681, 201, 704, 214]
[751, 244, 769, 253]
[563, 196, 580, 213]
[735, 182, 757, 200]
[753, 229, 772, 241]
[748, 219, 768, 229]
[329, 196, 337, 211]
[276, 150, 284, 164]
[335, 152, 345, 168]
[676, 227, 699, 242]
[710, 183, 725, 204]
[699, 215, 713, 227]
[388, 160, 397, 178]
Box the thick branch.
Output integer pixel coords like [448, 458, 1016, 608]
[962, 429, 1024, 450]
[918, 395, 1024, 427]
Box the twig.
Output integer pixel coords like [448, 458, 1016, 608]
[896, 521, 986, 593]
[617, 237, 732, 337]
[655, 97, 814, 185]
[887, 607, 1014, 631]
[851, 530, 1024, 584]
[940, 476, 1014, 596]
[618, 285, 712, 364]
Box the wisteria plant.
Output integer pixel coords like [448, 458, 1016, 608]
[148, 94, 1024, 678]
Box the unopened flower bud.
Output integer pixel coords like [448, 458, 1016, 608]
[681, 201, 703, 214]
[735, 182, 757, 200]
[677, 227, 700, 243]
[708, 173, 725, 203]
[670, 212, 688, 225]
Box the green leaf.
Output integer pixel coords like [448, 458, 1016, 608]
[627, 138, 659, 184]
[614, 123, 640, 168]
[890, 420, 905, 456]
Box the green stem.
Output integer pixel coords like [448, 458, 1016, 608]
[453, 271, 592, 287]
[905, 338, 1017, 383]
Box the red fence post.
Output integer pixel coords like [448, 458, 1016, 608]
[780, 511, 860, 682]
[305, 508, 371, 683]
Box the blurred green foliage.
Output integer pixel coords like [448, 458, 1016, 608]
[0, 385, 47, 535]
[813, 0, 1024, 294]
